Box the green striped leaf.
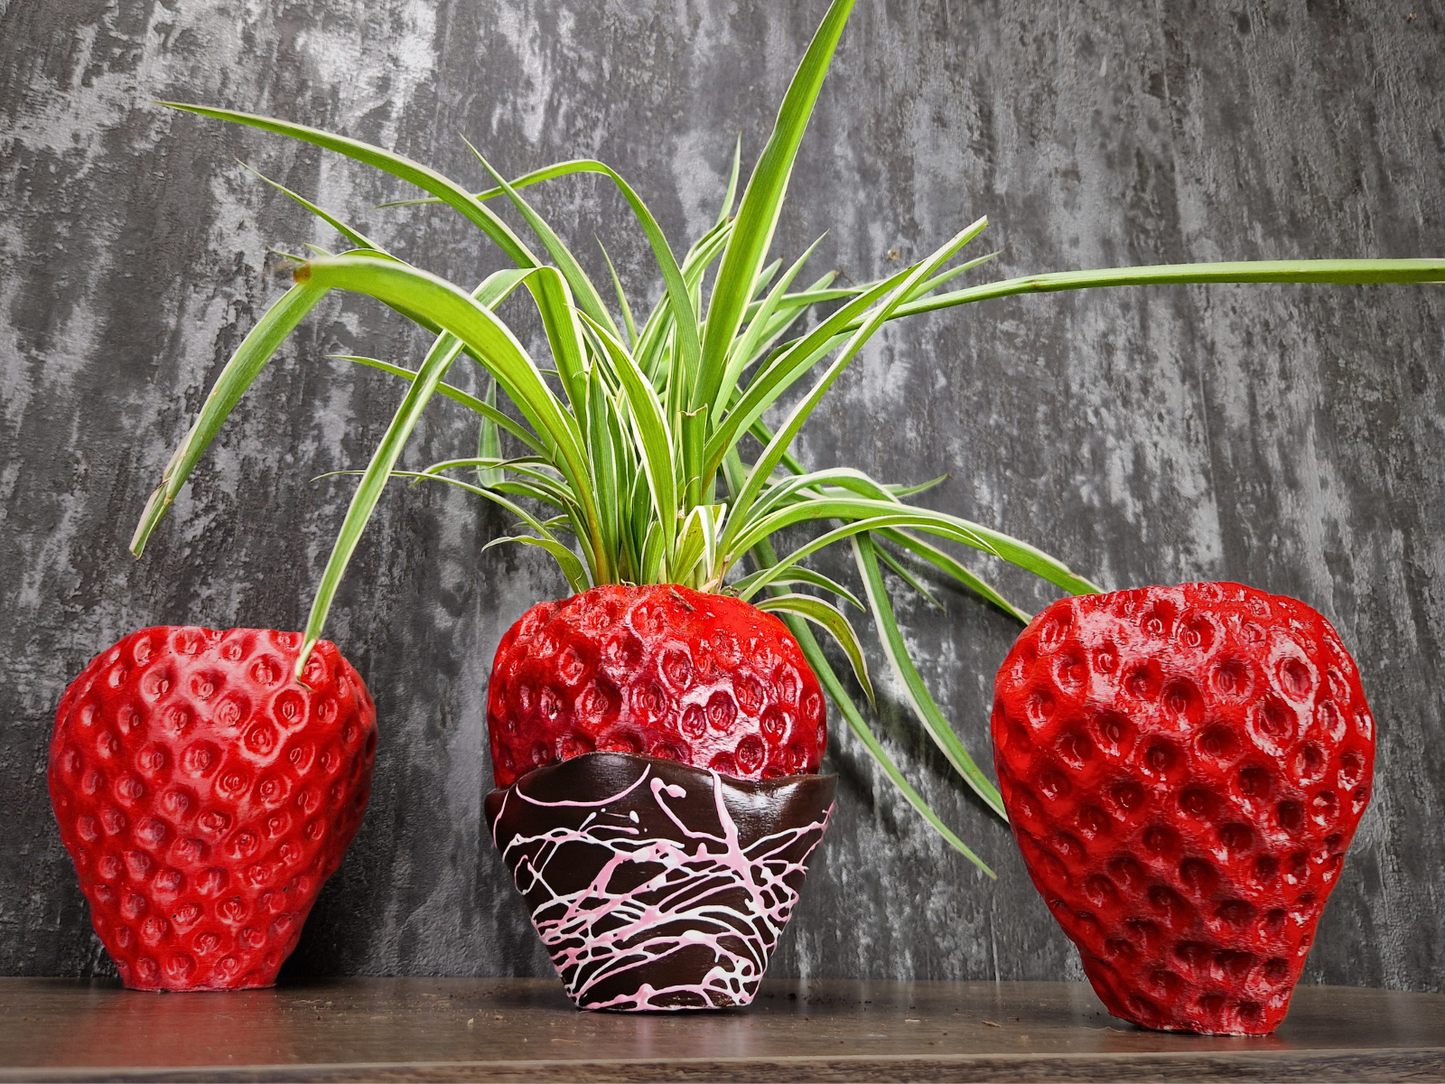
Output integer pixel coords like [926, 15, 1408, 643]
[755, 592, 876, 709]
[695, 0, 855, 412]
[854, 533, 1005, 818]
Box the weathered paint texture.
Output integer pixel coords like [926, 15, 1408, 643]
[2, 0, 1443, 990]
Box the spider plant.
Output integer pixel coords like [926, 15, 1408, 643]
[129, 0, 1445, 869]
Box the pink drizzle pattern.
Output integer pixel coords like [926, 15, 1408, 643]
[493, 765, 832, 1011]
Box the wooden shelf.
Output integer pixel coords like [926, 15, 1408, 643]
[2, 976, 1443, 1082]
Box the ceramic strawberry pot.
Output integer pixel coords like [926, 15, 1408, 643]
[485, 752, 835, 1011]
[49, 626, 377, 991]
[990, 582, 1375, 1035]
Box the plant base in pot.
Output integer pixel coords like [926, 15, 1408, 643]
[486, 752, 836, 1011]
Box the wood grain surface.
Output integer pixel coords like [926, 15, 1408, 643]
[2, 0, 1444, 991]
[3, 977, 1444, 1082]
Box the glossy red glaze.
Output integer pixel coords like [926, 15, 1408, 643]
[991, 582, 1374, 1035]
[487, 584, 826, 787]
[48, 627, 376, 991]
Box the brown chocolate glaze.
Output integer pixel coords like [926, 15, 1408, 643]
[486, 753, 836, 1011]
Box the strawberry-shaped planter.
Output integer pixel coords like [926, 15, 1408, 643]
[485, 584, 834, 1011]
[991, 582, 1375, 1035]
[49, 626, 376, 991]
[487, 753, 835, 1011]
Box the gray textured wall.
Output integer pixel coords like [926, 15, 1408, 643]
[2, 0, 1444, 992]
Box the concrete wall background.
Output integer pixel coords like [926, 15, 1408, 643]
[2, 0, 1443, 991]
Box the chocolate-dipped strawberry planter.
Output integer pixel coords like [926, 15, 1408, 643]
[484, 584, 835, 1010]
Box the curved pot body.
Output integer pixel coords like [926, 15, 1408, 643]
[485, 752, 835, 1011]
[49, 627, 376, 991]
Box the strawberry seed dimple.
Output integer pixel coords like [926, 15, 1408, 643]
[124, 851, 154, 881]
[174, 837, 206, 863]
[1039, 614, 1071, 649]
[1197, 724, 1240, 762]
[776, 666, 801, 704]
[1142, 740, 1178, 779]
[1277, 657, 1314, 702]
[803, 690, 826, 725]
[1090, 711, 1132, 754]
[660, 648, 692, 690]
[1296, 742, 1327, 782]
[1276, 801, 1304, 834]
[1056, 730, 1094, 768]
[1219, 823, 1254, 852]
[1212, 658, 1251, 697]
[735, 675, 766, 716]
[1038, 770, 1071, 801]
[557, 646, 588, 686]
[1143, 825, 1180, 859]
[1179, 787, 1220, 821]
[1315, 701, 1346, 743]
[115, 774, 146, 804]
[1125, 663, 1162, 702]
[1355, 710, 1375, 741]
[1237, 766, 1273, 800]
[1180, 616, 1217, 652]
[136, 818, 168, 847]
[1055, 652, 1086, 689]
[1214, 950, 1255, 983]
[244, 723, 279, 757]
[1108, 856, 1146, 892]
[250, 657, 281, 687]
[761, 706, 790, 743]
[707, 691, 738, 732]
[135, 746, 168, 777]
[735, 737, 765, 774]
[630, 682, 668, 724]
[1084, 874, 1116, 906]
[214, 696, 248, 730]
[1147, 884, 1189, 924]
[1216, 899, 1254, 927]
[1162, 680, 1203, 725]
[1179, 942, 1213, 977]
[680, 705, 705, 738]
[1310, 791, 1339, 827]
[1338, 751, 1366, 789]
[1108, 782, 1145, 817]
[1027, 691, 1055, 726]
[273, 691, 306, 729]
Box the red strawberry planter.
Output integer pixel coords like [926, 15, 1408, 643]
[49, 626, 376, 991]
[991, 582, 1375, 1035]
[483, 584, 836, 1011]
[486, 752, 835, 1011]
